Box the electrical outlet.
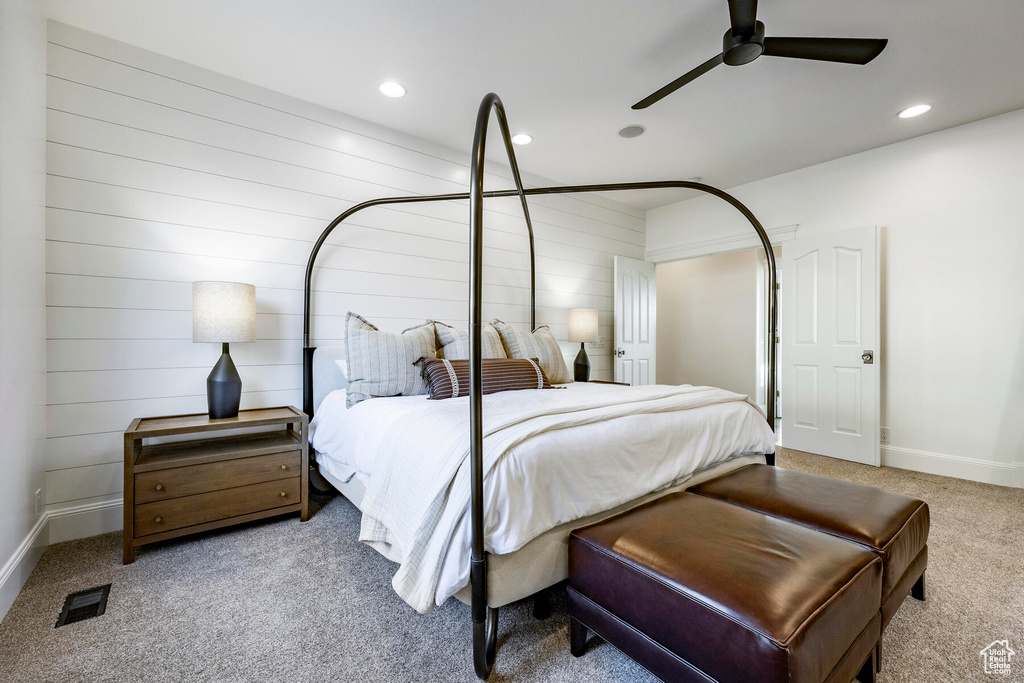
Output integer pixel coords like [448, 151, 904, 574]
[589, 336, 606, 349]
[35, 489, 44, 519]
[880, 427, 891, 444]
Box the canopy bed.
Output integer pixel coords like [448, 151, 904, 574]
[302, 93, 778, 679]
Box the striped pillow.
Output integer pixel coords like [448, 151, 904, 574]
[344, 312, 437, 407]
[491, 319, 572, 384]
[419, 358, 553, 400]
[432, 321, 507, 360]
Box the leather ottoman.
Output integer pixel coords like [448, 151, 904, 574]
[569, 493, 882, 683]
[688, 464, 929, 631]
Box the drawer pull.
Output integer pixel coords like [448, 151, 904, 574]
[280, 464, 288, 470]
[155, 483, 164, 491]
[279, 491, 287, 497]
[154, 516, 163, 524]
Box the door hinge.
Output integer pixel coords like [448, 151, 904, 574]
[776, 390, 780, 397]
[775, 336, 780, 344]
[776, 283, 780, 289]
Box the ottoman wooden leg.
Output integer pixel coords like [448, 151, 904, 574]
[569, 617, 588, 657]
[856, 645, 877, 683]
[911, 571, 926, 601]
[533, 587, 551, 620]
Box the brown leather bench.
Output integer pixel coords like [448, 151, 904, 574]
[688, 464, 929, 655]
[569, 493, 882, 682]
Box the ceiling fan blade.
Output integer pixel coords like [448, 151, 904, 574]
[728, 0, 758, 36]
[762, 37, 888, 64]
[632, 53, 724, 110]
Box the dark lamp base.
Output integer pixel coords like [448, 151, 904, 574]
[573, 342, 591, 382]
[207, 342, 242, 419]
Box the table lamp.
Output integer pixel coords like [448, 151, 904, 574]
[568, 308, 598, 382]
[193, 281, 256, 419]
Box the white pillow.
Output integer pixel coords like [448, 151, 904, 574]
[334, 359, 348, 379]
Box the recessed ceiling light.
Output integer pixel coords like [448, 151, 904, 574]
[897, 104, 931, 119]
[511, 133, 533, 145]
[378, 81, 407, 98]
[618, 125, 646, 139]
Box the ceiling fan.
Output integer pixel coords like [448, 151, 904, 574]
[632, 0, 888, 110]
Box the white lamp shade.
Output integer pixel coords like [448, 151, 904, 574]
[567, 308, 598, 343]
[192, 281, 256, 343]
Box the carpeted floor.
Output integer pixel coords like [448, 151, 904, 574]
[1, 449, 1022, 682]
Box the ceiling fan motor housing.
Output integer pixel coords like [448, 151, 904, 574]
[723, 20, 766, 65]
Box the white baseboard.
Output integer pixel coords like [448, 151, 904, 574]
[0, 514, 49, 620]
[47, 496, 123, 545]
[882, 445, 1024, 488]
[0, 496, 123, 621]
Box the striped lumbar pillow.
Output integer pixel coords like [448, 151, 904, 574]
[419, 358, 553, 400]
[344, 312, 437, 407]
[432, 320, 507, 360]
[491, 319, 572, 384]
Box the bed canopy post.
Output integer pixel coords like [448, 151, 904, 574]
[301, 94, 777, 682]
[468, 92, 535, 680]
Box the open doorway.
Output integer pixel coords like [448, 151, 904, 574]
[655, 248, 769, 399]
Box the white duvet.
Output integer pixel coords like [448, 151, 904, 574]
[311, 382, 775, 610]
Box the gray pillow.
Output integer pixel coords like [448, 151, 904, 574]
[491, 319, 572, 384]
[344, 312, 436, 407]
[432, 320, 507, 360]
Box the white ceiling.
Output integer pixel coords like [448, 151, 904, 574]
[46, 0, 1024, 210]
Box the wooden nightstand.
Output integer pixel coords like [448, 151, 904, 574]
[123, 406, 308, 564]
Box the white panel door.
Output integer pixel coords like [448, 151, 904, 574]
[614, 255, 657, 385]
[781, 226, 879, 465]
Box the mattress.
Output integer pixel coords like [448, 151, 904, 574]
[311, 382, 776, 609]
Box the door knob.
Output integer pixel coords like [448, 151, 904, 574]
[861, 351, 874, 364]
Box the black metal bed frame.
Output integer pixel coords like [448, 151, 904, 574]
[302, 93, 777, 679]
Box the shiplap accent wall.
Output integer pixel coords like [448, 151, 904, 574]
[44, 22, 645, 525]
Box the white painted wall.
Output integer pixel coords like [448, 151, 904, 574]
[647, 109, 1024, 487]
[0, 0, 47, 617]
[43, 22, 645, 536]
[656, 250, 758, 398]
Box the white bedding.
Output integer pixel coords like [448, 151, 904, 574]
[311, 382, 775, 611]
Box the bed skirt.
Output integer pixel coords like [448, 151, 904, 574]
[318, 451, 766, 608]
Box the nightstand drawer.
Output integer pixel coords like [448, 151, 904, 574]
[134, 450, 301, 504]
[134, 477, 300, 537]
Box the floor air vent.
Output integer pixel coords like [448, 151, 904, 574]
[55, 584, 111, 627]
